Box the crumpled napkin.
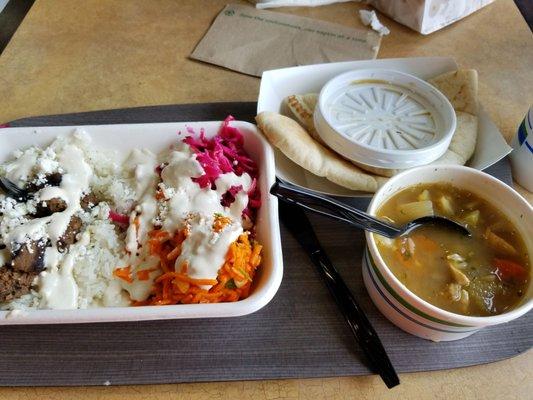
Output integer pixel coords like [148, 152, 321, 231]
[248, 1, 390, 37]
[359, 9, 389, 35]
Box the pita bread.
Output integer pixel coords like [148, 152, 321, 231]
[255, 112, 387, 192]
[259, 69, 479, 192]
[428, 69, 478, 115]
[350, 162, 397, 178]
[352, 111, 478, 175]
[285, 94, 323, 142]
[283, 69, 479, 179]
[434, 111, 478, 164]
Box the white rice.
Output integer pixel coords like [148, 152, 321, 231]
[0, 131, 137, 310]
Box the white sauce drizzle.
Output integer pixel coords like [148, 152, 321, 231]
[2, 130, 255, 307]
[39, 231, 90, 309]
[117, 149, 162, 300]
[119, 142, 252, 299]
[5, 150, 38, 184]
[123, 149, 159, 254]
[38, 186, 65, 202]
[160, 145, 251, 233]
[39, 252, 78, 309]
[5, 142, 92, 247]
[46, 144, 92, 244]
[160, 145, 251, 284]
[2, 131, 93, 310]
[119, 255, 160, 301]
[175, 215, 243, 283]
[102, 280, 130, 307]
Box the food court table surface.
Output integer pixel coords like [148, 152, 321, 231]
[0, 0, 531, 398]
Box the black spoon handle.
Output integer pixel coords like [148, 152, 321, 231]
[279, 202, 400, 388]
[270, 179, 400, 238]
[0, 177, 29, 201]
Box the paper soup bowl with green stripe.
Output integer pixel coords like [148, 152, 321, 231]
[363, 165, 533, 342]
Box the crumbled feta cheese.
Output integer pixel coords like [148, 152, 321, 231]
[158, 183, 176, 200]
[12, 149, 23, 159]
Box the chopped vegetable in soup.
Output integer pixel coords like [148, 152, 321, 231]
[375, 183, 530, 316]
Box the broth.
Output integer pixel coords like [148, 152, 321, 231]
[375, 183, 530, 316]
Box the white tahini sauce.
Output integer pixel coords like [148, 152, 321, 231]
[160, 144, 251, 232]
[119, 142, 252, 299]
[5, 137, 92, 247]
[4, 150, 38, 185]
[2, 131, 94, 310]
[175, 214, 243, 283]
[2, 130, 255, 308]
[119, 255, 160, 302]
[124, 149, 159, 254]
[40, 251, 79, 309]
[40, 230, 90, 309]
[161, 144, 251, 283]
[119, 149, 162, 300]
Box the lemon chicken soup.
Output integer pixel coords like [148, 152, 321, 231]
[375, 183, 530, 316]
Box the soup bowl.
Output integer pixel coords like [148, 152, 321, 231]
[362, 165, 533, 341]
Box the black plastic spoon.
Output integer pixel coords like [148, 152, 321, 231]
[0, 176, 29, 201]
[271, 179, 470, 238]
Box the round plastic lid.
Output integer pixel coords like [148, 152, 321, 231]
[315, 69, 457, 169]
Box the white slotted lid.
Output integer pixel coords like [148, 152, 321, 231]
[315, 69, 456, 169]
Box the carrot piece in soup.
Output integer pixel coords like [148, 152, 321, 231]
[494, 258, 528, 284]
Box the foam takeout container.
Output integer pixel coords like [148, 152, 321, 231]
[257, 57, 512, 197]
[0, 121, 283, 324]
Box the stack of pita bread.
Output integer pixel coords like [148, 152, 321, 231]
[256, 69, 479, 193]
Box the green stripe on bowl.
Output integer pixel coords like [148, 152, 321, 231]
[365, 249, 472, 328]
[518, 119, 528, 145]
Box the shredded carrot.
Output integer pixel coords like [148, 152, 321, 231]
[250, 243, 263, 267]
[132, 299, 150, 306]
[137, 267, 158, 281]
[159, 256, 172, 273]
[155, 272, 218, 287]
[212, 214, 232, 232]
[148, 229, 161, 237]
[166, 243, 182, 260]
[155, 188, 166, 200]
[174, 280, 189, 294]
[114, 266, 133, 283]
[132, 230, 262, 306]
[179, 261, 189, 274]
[149, 230, 171, 242]
[411, 234, 439, 253]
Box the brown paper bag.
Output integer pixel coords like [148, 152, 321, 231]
[190, 4, 381, 77]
